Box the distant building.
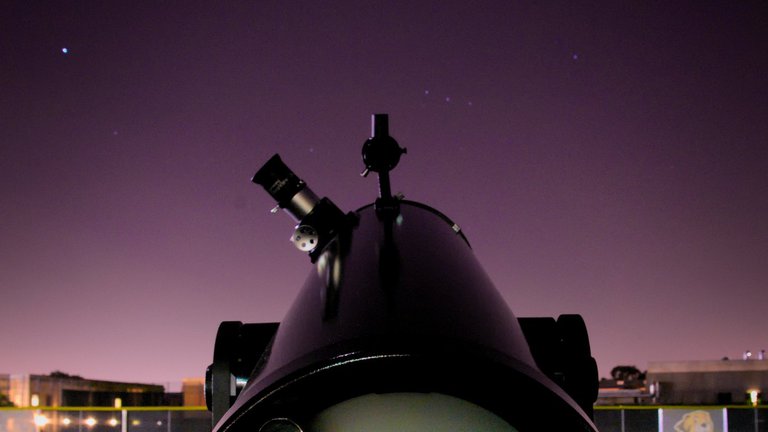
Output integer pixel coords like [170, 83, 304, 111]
[0, 374, 11, 406]
[164, 391, 184, 406]
[647, 358, 768, 405]
[182, 377, 205, 407]
[596, 378, 653, 405]
[6, 372, 164, 407]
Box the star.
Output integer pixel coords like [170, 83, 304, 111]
[62, 47, 69, 54]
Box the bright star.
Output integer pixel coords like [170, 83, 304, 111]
[62, 47, 69, 54]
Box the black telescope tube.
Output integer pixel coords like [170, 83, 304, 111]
[252, 154, 319, 222]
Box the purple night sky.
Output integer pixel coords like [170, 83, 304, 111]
[2, 2, 767, 387]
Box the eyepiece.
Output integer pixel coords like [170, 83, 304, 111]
[253, 154, 320, 222]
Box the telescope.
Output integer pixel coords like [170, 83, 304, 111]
[206, 114, 599, 431]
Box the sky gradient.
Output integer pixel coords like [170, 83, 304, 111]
[2, 1, 767, 387]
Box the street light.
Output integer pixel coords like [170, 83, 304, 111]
[33, 413, 49, 428]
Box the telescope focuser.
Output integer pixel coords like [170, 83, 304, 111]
[252, 154, 346, 258]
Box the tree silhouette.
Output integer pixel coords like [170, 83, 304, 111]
[610, 365, 646, 382]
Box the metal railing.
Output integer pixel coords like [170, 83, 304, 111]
[0, 407, 210, 432]
[2, 405, 766, 431]
[594, 405, 767, 432]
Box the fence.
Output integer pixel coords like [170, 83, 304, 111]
[0, 407, 210, 432]
[1, 406, 766, 431]
[594, 406, 767, 432]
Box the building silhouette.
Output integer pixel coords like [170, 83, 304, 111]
[3, 372, 164, 407]
[181, 378, 205, 407]
[648, 357, 767, 405]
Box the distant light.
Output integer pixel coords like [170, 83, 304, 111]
[30, 394, 40, 407]
[114, 397, 122, 408]
[131, 419, 141, 426]
[108, 418, 119, 427]
[572, 53, 579, 60]
[62, 47, 69, 54]
[62, 417, 72, 426]
[85, 417, 97, 427]
[749, 389, 760, 406]
[156, 420, 163, 426]
[34, 414, 50, 427]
